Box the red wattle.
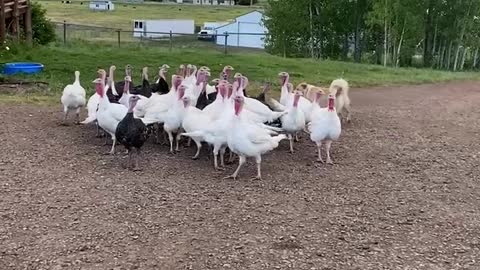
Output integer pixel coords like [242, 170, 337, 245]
[328, 98, 335, 111]
[234, 101, 241, 115]
[96, 83, 103, 97]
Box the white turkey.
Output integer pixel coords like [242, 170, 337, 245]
[224, 95, 287, 180]
[328, 78, 352, 123]
[94, 69, 128, 154]
[60, 70, 86, 125]
[278, 72, 313, 123]
[280, 91, 306, 153]
[308, 93, 342, 164]
[118, 75, 148, 108]
[181, 95, 213, 159]
[235, 75, 287, 124]
[142, 84, 187, 153]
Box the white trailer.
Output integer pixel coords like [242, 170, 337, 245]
[197, 21, 229, 40]
[133, 19, 195, 38]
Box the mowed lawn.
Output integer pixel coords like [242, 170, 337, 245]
[36, 0, 257, 30]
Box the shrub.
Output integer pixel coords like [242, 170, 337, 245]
[31, 2, 56, 45]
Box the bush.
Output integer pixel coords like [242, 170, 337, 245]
[31, 2, 56, 45]
[236, 0, 258, 5]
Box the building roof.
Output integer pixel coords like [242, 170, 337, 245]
[215, 10, 265, 30]
[236, 9, 265, 17]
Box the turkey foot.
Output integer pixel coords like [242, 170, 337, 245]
[316, 143, 323, 163]
[250, 162, 262, 180]
[288, 134, 294, 154]
[223, 174, 237, 180]
[224, 156, 245, 180]
[192, 143, 201, 160]
[325, 141, 333, 165]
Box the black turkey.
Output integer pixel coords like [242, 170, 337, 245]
[115, 95, 147, 170]
[114, 64, 134, 96]
[149, 65, 170, 95]
[131, 67, 152, 98]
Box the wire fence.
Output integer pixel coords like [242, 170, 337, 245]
[53, 21, 269, 54]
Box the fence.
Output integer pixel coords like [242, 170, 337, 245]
[53, 21, 269, 54]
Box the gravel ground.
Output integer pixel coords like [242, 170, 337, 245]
[1, 81, 480, 270]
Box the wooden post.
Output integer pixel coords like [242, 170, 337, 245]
[12, 0, 19, 40]
[169, 30, 172, 51]
[117, 30, 120, 47]
[224, 32, 228, 55]
[63, 20, 67, 45]
[25, 1, 32, 45]
[0, 0, 6, 44]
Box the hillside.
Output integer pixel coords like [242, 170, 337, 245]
[36, 0, 258, 30]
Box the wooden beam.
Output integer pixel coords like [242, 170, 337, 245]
[0, 0, 6, 44]
[24, 0, 31, 44]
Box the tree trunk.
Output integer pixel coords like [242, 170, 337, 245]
[473, 47, 479, 69]
[395, 19, 406, 68]
[309, 0, 314, 59]
[432, 18, 438, 59]
[460, 47, 468, 70]
[453, 1, 471, 72]
[446, 40, 453, 69]
[392, 38, 396, 67]
[342, 33, 349, 61]
[454, 45, 463, 71]
[354, 0, 365, 63]
[383, 0, 388, 67]
[315, 5, 322, 59]
[438, 41, 446, 69]
[423, 0, 435, 67]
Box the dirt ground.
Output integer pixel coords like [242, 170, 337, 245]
[1, 81, 480, 270]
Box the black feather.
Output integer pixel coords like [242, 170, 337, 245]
[150, 77, 170, 95]
[115, 112, 147, 152]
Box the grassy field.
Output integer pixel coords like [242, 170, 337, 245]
[37, 0, 258, 30]
[1, 41, 479, 104]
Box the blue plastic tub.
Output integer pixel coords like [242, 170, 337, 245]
[2, 62, 44, 75]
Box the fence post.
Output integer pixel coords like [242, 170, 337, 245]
[169, 30, 172, 51]
[117, 30, 121, 47]
[63, 20, 67, 45]
[224, 32, 228, 55]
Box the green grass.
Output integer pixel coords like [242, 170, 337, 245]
[37, 0, 258, 30]
[1, 41, 479, 103]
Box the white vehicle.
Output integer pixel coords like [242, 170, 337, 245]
[197, 21, 229, 41]
[133, 19, 195, 38]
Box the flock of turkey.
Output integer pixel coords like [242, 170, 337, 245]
[60, 64, 352, 180]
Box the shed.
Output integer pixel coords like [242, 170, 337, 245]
[215, 10, 267, 49]
[89, 0, 114, 11]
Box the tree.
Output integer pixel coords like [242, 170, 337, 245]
[263, 0, 480, 70]
[30, 2, 56, 45]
